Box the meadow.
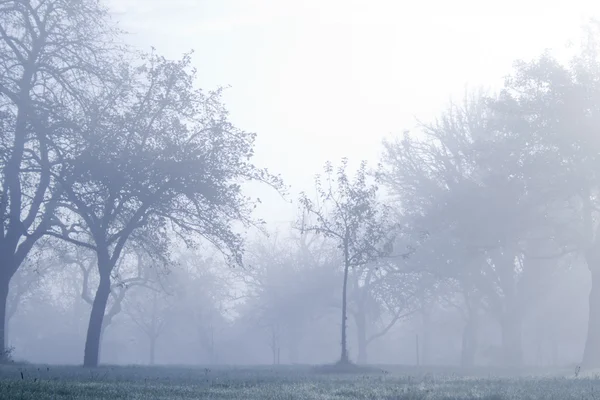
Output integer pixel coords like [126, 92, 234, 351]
[0, 363, 597, 399]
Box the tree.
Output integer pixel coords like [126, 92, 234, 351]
[0, 0, 118, 357]
[49, 51, 283, 367]
[6, 238, 55, 349]
[348, 259, 419, 364]
[299, 159, 403, 364]
[238, 232, 340, 364]
[378, 88, 570, 366]
[489, 24, 600, 367]
[172, 252, 230, 365]
[123, 287, 171, 365]
[61, 244, 164, 351]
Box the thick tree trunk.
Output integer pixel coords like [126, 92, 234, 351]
[340, 257, 350, 364]
[460, 315, 478, 367]
[0, 275, 9, 360]
[582, 259, 600, 368]
[355, 310, 367, 365]
[83, 272, 111, 367]
[500, 314, 522, 366]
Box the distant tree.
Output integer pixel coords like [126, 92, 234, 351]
[239, 232, 339, 364]
[489, 24, 600, 367]
[379, 78, 588, 367]
[173, 252, 230, 365]
[49, 51, 283, 367]
[6, 238, 56, 348]
[299, 159, 403, 365]
[348, 259, 420, 364]
[378, 89, 563, 367]
[123, 287, 172, 365]
[0, 0, 119, 357]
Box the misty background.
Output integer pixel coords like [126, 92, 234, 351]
[3, 0, 600, 369]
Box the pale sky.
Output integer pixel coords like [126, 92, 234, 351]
[107, 0, 600, 232]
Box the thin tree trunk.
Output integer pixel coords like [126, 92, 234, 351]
[288, 325, 300, 364]
[340, 254, 350, 364]
[421, 307, 431, 365]
[149, 335, 156, 365]
[551, 334, 558, 367]
[271, 328, 278, 365]
[500, 314, 522, 367]
[460, 315, 478, 367]
[210, 327, 216, 365]
[83, 272, 111, 367]
[355, 310, 367, 365]
[0, 275, 9, 360]
[149, 292, 157, 365]
[582, 259, 600, 368]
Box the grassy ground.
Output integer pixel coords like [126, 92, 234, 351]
[0, 363, 597, 399]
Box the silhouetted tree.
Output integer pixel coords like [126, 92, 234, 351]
[0, 0, 119, 358]
[299, 159, 401, 365]
[49, 51, 282, 367]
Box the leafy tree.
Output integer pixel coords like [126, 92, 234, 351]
[0, 0, 118, 357]
[379, 89, 567, 366]
[299, 159, 402, 364]
[489, 24, 600, 367]
[49, 51, 283, 367]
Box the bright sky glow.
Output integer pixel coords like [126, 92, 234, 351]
[107, 0, 600, 230]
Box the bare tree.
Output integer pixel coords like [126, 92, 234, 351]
[123, 289, 171, 365]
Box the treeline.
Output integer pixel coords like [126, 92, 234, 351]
[3, 0, 600, 369]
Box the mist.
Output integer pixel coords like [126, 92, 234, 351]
[3, 0, 600, 383]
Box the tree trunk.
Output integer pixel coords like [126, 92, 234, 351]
[83, 272, 111, 367]
[355, 310, 367, 365]
[460, 315, 478, 367]
[340, 256, 350, 364]
[421, 307, 431, 365]
[271, 328, 278, 365]
[582, 259, 600, 368]
[288, 327, 300, 364]
[551, 335, 558, 367]
[500, 314, 522, 366]
[210, 327, 217, 365]
[0, 275, 9, 360]
[149, 335, 156, 365]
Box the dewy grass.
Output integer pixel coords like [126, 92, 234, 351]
[0, 364, 597, 399]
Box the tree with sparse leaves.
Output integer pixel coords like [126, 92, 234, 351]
[299, 159, 403, 365]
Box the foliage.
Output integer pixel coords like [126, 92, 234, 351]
[299, 159, 401, 266]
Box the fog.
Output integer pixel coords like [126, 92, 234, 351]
[3, 0, 600, 371]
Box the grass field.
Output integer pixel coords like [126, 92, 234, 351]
[0, 363, 597, 399]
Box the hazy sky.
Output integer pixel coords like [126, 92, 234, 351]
[107, 0, 599, 231]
